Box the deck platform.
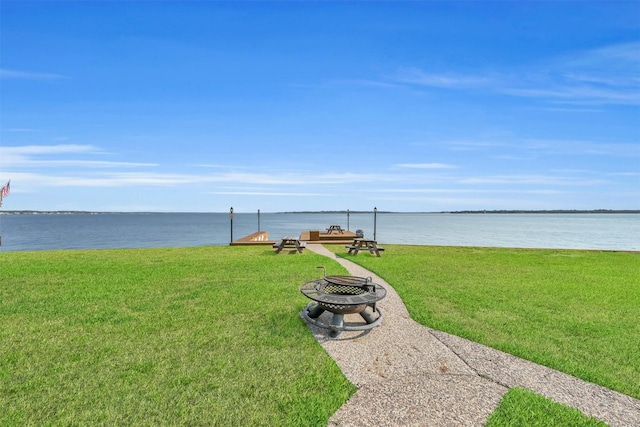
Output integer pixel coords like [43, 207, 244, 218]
[300, 230, 356, 245]
[231, 230, 357, 246]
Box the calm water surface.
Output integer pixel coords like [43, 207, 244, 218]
[0, 212, 638, 252]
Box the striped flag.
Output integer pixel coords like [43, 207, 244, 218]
[1, 180, 9, 198]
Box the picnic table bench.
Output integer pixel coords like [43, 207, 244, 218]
[345, 238, 385, 257]
[273, 236, 306, 253]
[326, 225, 344, 234]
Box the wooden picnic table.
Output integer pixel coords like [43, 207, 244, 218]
[326, 225, 344, 234]
[273, 236, 306, 253]
[345, 238, 385, 257]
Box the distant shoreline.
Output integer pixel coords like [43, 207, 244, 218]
[447, 209, 640, 214]
[1, 209, 638, 215]
[283, 209, 640, 214]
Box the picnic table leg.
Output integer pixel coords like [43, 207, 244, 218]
[355, 242, 365, 255]
[374, 245, 382, 256]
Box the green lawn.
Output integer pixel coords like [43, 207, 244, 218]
[327, 244, 640, 400]
[1, 246, 355, 426]
[485, 387, 607, 427]
[2, 244, 637, 426]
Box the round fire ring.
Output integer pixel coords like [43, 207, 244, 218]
[300, 273, 386, 338]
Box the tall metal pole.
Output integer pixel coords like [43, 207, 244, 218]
[257, 209, 261, 232]
[373, 207, 377, 241]
[230, 207, 234, 243]
[347, 209, 350, 231]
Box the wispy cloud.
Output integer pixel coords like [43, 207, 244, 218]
[2, 144, 100, 155]
[208, 191, 324, 196]
[0, 68, 69, 80]
[375, 188, 564, 195]
[445, 138, 640, 158]
[447, 140, 511, 151]
[383, 42, 640, 106]
[502, 85, 639, 106]
[391, 67, 490, 88]
[458, 175, 606, 186]
[0, 144, 155, 168]
[2, 128, 39, 132]
[395, 163, 457, 169]
[17, 160, 158, 168]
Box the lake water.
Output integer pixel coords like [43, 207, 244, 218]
[0, 212, 638, 252]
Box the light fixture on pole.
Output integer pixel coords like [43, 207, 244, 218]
[230, 207, 234, 243]
[373, 207, 377, 241]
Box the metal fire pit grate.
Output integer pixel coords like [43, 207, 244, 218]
[322, 284, 366, 294]
[324, 275, 371, 287]
[299, 269, 386, 338]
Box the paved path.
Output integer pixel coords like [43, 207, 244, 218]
[304, 244, 640, 426]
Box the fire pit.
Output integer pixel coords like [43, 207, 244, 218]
[300, 269, 386, 338]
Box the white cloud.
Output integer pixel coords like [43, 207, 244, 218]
[0, 144, 155, 168]
[0, 68, 69, 80]
[208, 191, 324, 196]
[502, 85, 639, 106]
[2, 128, 39, 132]
[2, 144, 100, 155]
[392, 67, 490, 88]
[375, 188, 564, 195]
[395, 163, 458, 169]
[383, 42, 640, 106]
[458, 175, 606, 186]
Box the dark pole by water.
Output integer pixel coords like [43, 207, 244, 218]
[230, 207, 234, 243]
[373, 207, 377, 241]
[258, 209, 261, 232]
[347, 209, 350, 231]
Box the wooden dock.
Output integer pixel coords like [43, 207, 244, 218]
[300, 229, 357, 245]
[231, 229, 357, 246]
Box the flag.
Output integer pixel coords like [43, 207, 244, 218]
[1, 180, 9, 198]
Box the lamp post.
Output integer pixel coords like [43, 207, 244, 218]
[230, 207, 234, 243]
[257, 209, 261, 232]
[347, 209, 350, 231]
[373, 207, 377, 241]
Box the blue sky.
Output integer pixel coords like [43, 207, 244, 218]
[1, 1, 639, 212]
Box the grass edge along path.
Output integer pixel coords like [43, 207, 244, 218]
[0, 246, 356, 426]
[327, 244, 640, 401]
[486, 387, 608, 426]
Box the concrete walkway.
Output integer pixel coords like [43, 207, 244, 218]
[303, 243, 640, 426]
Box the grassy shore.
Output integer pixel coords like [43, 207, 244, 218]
[2, 245, 637, 425]
[1, 247, 355, 426]
[328, 244, 640, 400]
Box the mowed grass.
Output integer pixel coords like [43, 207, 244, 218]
[3, 244, 638, 426]
[0, 246, 355, 426]
[328, 245, 640, 400]
[485, 387, 607, 427]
